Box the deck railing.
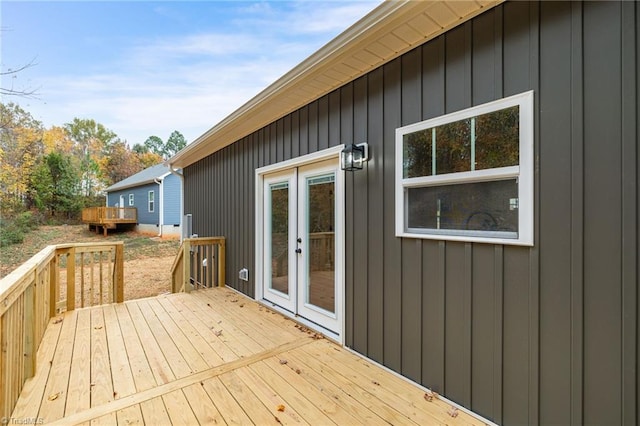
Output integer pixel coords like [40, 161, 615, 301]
[171, 237, 226, 292]
[0, 242, 124, 419]
[82, 207, 137, 223]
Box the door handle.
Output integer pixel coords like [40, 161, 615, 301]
[295, 248, 302, 254]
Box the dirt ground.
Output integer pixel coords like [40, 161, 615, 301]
[1, 225, 181, 301]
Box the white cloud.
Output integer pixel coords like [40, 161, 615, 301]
[13, 1, 382, 146]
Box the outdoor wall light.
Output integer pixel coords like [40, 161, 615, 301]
[340, 142, 369, 171]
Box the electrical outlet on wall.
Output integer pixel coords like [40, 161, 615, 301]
[239, 268, 249, 281]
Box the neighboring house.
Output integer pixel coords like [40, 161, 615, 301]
[168, 1, 639, 424]
[105, 163, 182, 237]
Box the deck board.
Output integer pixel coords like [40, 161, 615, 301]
[13, 287, 489, 425]
[10, 314, 63, 420]
[37, 309, 78, 421]
[65, 309, 91, 418]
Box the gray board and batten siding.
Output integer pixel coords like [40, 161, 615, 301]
[183, 2, 639, 424]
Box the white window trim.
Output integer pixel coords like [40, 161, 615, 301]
[148, 190, 155, 213]
[395, 90, 534, 246]
[128, 194, 134, 206]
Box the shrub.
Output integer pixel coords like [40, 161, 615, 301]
[0, 222, 25, 246]
[0, 210, 41, 247]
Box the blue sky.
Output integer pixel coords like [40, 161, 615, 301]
[1, 0, 381, 146]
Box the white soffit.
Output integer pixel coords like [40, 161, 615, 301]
[170, 0, 502, 169]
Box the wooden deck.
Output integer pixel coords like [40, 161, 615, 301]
[11, 287, 487, 425]
[81, 207, 137, 236]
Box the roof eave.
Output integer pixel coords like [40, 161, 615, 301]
[105, 179, 161, 193]
[169, 0, 502, 169]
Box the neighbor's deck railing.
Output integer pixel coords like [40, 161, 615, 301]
[0, 242, 124, 420]
[82, 207, 137, 224]
[171, 237, 225, 293]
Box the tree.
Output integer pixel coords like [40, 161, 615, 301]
[31, 152, 80, 217]
[100, 141, 142, 186]
[64, 118, 118, 197]
[132, 143, 148, 154]
[43, 126, 74, 155]
[143, 131, 187, 159]
[165, 130, 187, 158]
[143, 136, 164, 157]
[1, 56, 39, 99]
[137, 151, 163, 169]
[131, 142, 161, 167]
[0, 102, 43, 212]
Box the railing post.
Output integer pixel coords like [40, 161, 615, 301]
[114, 243, 124, 303]
[0, 313, 5, 420]
[183, 239, 191, 293]
[66, 247, 76, 312]
[218, 239, 225, 287]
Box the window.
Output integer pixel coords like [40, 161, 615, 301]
[395, 90, 533, 245]
[148, 191, 155, 212]
[128, 194, 134, 206]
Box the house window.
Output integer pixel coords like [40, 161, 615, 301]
[395, 90, 534, 246]
[128, 194, 134, 206]
[148, 191, 155, 212]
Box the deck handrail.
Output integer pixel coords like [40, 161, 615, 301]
[171, 237, 226, 293]
[82, 207, 137, 223]
[0, 241, 124, 419]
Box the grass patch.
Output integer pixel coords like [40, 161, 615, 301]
[1, 225, 180, 277]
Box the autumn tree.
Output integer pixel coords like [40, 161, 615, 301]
[64, 118, 117, 197]
[100, 140, 143, 186]
[0, 102, 43, 212]
[43, 126, 74, 155]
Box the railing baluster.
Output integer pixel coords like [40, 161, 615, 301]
[168, 237, 226, 293]
[67, 248, 76, 312]
[23, 282, 35, 379]
[89, 252, 95, 306]
[80, 252, 85, 308]
[219, 239, 225, 288]
[114, 243, 124, 303]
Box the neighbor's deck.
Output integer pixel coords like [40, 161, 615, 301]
[12, 287, 486, 425]
[81, 207, 137, 236]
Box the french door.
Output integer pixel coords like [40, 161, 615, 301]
[262, 159, 341, 335]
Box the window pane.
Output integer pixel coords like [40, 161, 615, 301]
[270, 183, 289, 295]
[306, 174, 335, 313]
[407, 179, 518, 235]
[403, 129, 433, 178]
[475, 106, 519, 170]
[435, 118, 471, 174]
[401, 105, 520, 178]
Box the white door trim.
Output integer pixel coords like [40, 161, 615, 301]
[255, 145, 345, 344]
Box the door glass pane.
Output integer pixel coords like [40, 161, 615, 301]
[269, 182, 289, 294]
[306, 174, 335, 313]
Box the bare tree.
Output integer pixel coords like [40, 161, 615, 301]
[1, 27, 39, 98]
[1, 60, 39, 98]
